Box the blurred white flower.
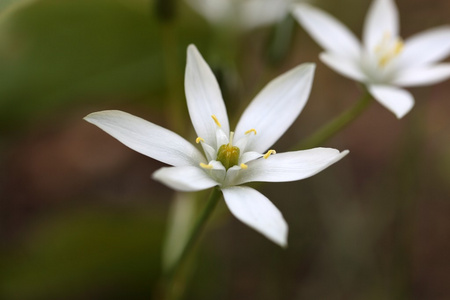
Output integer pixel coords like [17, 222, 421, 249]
[85, 44, 348, 247]
[292, 0, 450, 118]
[186, 0, 306, 30]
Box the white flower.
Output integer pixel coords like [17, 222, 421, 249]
[185, 0, 305, 30]
[292, 0, 450, 118]
[84, 44, 348, 247]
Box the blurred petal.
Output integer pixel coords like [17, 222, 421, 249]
[399, 26, 450, 67]
[320, 52, 367, 82]
[241, 0, 288, 29]
[394, 64, 450, 87]
[162, 193, 197, 272]
[222, 186, 288, 247]
[232, 148, 348, 185]
[184, 0, 231, 25]
[152, 166, 218, 191]
[84, 110, 205, 167]
[235, 63, 315, 153]
[363, 0, 399, 51]
[368, 84, 414, 118]
[291, 3, 361, 58]
[185, 44, 229, 148]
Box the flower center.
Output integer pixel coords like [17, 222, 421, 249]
[216, 131, 240, 170]
[374, 32, 403, 67]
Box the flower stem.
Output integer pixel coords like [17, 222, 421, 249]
[163, 188, 222, 292]
[295, 91, 373, 150]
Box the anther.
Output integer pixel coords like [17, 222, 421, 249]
[263, 149, 276, 159]
[211, 115, 221, 127]
[200, 162, 213, 169]
[240, 163, 248, 169]
[196, 137, 205, 144]
[245, 129, 257, 135]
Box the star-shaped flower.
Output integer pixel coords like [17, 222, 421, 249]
[84, 45, 348, 247]
[292, 0, 450, 118]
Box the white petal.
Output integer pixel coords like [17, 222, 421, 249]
[199, 141, 216, 162]
[152, 166, 218, 192]
[185, 44, 230, 148]
[234, 63, 315, 153]
[291, 3, 361, 58]
[363, 0, 399, 51]
[399, 26, 450, 67]
[184, 0, 232, 25]
[84, 110, 205, 167]
[367, 84, 414, 118]
[222, 186, 288, 247]
[241, 0, 288, 29]
[232, 148, 348, 185]
[239, 151, 263, 164]
[393, 64, 450, 87]
[208, 160, 227, 183]
[320, 52, 367, 82]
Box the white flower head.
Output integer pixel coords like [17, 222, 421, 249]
[84, 45, 348, 247]
[186, 0, 307, 30]
[292, 0, 450, 118]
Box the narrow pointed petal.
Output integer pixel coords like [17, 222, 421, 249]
[232, 148, 348, 185]
[84, 110, 205, 167]
[363, 0, 399, 51]
[185, 44, 230, 148]
[291, 3, 361, 58]
[399, 26, 450, 67]
[235, 63, 315, 153]
[368, 84, 414, 118]
[393, 64, 450, 87]
[320, 52, 367, 82]
[152, 166, 218, 192]
[222, 186, 288, 247]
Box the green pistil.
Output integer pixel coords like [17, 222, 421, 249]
[217, 144, 240, 170]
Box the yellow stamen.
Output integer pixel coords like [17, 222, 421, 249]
[245, 129, 257, 135]
[263, 149, 276, 159]
[200, 162, 213, 169]
[196, 137, 205, 144]
[211, 115, 221, 127]
[240, 163, 248, 169]
[229, 131, 235, 145]
[394, 40, 404, 55]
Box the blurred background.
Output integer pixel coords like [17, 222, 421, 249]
[1, 0, 450, 299]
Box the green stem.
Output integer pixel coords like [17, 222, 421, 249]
[164, 188, 222, 286]
[295, 91, 373, 150]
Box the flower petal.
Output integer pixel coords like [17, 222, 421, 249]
[185, 44, 230, 148]
[399, 26, 450, 67]
[84, 110, 205, 167]
[393, 63, 450, 87]
[184, 0, 232, 25]
[152, 166, 218, 192]
[234, 63, 315, 153]
[241, 0, 288, 29]
[291, 3, 361, 58]
[367, 84, 414, 118]
[222, 186, 288, 247]
[320, 52, 367, 82]
[232, 148, 349, 185]
[363, 0, 399, 51]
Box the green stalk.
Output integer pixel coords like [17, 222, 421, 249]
[163, 188, 222, 294]
[296, 91, 373, 150]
